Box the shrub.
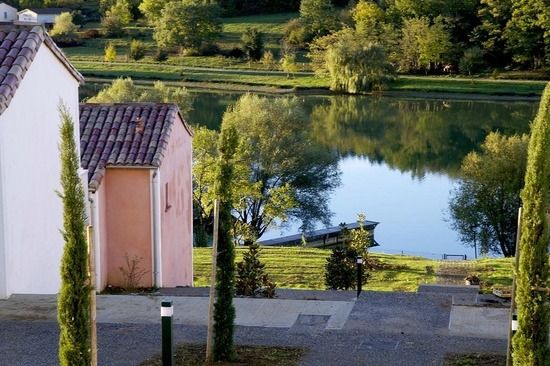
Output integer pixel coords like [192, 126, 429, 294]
[260, 50, 275, 70]
[153, 48, 168, 62]
[225, 47, 244, 59]
[129, 39, 147, 61]
[199, 43, 221, 56]
[325, 246, 368, 290]
[82, 29, 100, 39]
[283, 18, 309, 48]
[236, 243, 276, 298]
[104, 42, 117, 62]
[241, 27, 264, 61]
[101, 14, 125, 37]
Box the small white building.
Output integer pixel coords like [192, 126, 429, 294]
[0, 25, 84, 299]
[0, 3, 17, 23]
[17, 8, 68, 25]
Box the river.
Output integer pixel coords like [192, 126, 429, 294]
[188, 91, 539, 259]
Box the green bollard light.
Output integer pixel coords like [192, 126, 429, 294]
[161, 300, 174, 366]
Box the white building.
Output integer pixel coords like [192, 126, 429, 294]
[17, 8, 68, 25]
[0, 3, 17, 23]
[0, 25, 83, 299]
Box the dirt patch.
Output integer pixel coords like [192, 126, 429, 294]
[139, 344, 305, 366]
[444, 353, 506, 366]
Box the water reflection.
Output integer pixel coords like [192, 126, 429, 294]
[188, 92, 537, 179]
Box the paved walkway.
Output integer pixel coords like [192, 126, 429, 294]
[0, 288, 511, 365]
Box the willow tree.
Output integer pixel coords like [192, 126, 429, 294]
[213, 124, 239, 362]
[57, 105, 91, 366]
[513, 82, 550, 365]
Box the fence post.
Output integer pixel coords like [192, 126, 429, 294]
[161, 300, 174, 366]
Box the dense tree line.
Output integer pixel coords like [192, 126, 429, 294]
[293, 0, 549, 73]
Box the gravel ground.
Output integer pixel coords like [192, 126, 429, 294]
[0, 320, 506, 366]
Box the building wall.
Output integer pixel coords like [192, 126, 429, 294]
[0, 44, 80, 298]
[37, 14, 57, 24]
[92, 180, 109, 291]
[103, 168, 153, 288]
[0, 4, 18, 22]
[159, 115, 193, 287]
[17, 10, 37, 23]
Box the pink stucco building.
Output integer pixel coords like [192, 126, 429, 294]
[79, 103, 193, 291]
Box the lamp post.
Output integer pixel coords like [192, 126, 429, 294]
[356, 256, 363, 297]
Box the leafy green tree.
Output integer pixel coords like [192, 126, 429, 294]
[57, 105, 91, 366]
[471, 0, 512, 63]
[299, 0, 339, 37]
[459, 46, 486, 75]
[417, 17, 452, 72]
[153, 0, 222, 52]
[398, 17, 452, 72]
[101, 0, 132, 36]
[280, 52, 299, 77]
[50, 12, 80, 46]
[193, 94, 340, 245]
[129, 39, 147, 61]
[192, 126, 219, 247]
[88, 77, 192, 115]
[241, 27, 264, 61]
[512, 83, 550, 365]
[104, 42, 117, 62]
[138, 0, 168, 25]
[504, 0, 548, 67]
[310, 28, 394, 93]
[448, 132, 529, 256]
[213, 123, 238, 362]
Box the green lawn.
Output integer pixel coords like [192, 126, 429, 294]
[391, 76, 546, 96]
[193, 247, 513, 292]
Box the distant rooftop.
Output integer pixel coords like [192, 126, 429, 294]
[259, 221, 379, 247]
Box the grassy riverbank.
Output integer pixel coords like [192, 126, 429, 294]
[67, 11, 547, 97]
[193, 247, 513, 292]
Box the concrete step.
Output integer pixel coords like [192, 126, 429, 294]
[418, 284, 479, 294]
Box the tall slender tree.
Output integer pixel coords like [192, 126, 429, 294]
[57, 105, 91, 366]
[212, 124, 239, 361]
[512, 82, 550, 365]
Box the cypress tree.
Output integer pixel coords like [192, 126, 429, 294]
[213, 124, 239, 361]
[513, 82, 550, 365]
[57, 105, 91, 366]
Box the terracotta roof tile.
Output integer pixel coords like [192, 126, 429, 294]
[80, 103, 191, 190]
[0, 25, 84, 116]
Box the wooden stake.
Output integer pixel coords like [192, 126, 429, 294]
[87, 225, 98, 366]
[206, 200, 220, 362]
[506, 207, 522, 366]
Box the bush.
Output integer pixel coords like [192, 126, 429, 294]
[153, 48, 169, 62]
[101, 14, 125, 37]
[129, 39, 147, 61]
[283, 18, 309, 49]
[225, 47, 244, 59]
[104, 42, 117, 62]
[199, 43, 221, 56]
[241, 28, 264, 61]
[81, 29, 100, 39]
[325, 246, 368, 290]
[236, 243, 276, 298]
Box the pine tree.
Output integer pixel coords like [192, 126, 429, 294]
[213, 124, 239, 362]
[57, 105, 91, 366]
[512, 82, 550, 365]
[236, 243, 276, 297]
